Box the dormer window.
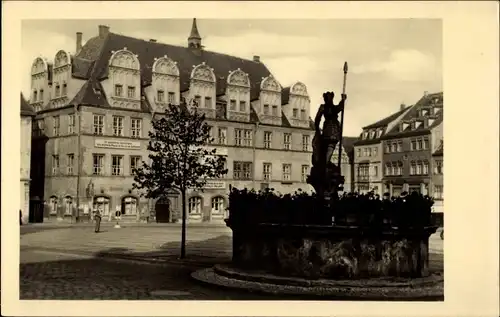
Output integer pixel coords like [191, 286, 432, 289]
[39, 89, 44, 101]
[292, 108, 298, 118]
[421, 109, 428, 116]
[93, 87, 102, 95]
[428, 118, 435, 126]
[272, 105, 278, 116]
[263, 104, 269, 115]
[362, 132, 368, 140]
[402, 122, 409, 131]
[300, 109, 306, 120]
[239, 100, 246, 112]
[157, 90, 164, 102]
[434, 107, 441, 114]
[55, 83, 60, 97]
[205, 96, 212, 108]
[114, 84, 123, 97]
[33, 90, 38, 102]
[369, 130, 375, 139]
[415, 121, 422, 129]
[230, 99, 237, 111]
[376, 129, 383, 138]
[62, 82, 67, 96]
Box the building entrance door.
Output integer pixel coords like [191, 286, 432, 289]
[155, 197, 171, 223]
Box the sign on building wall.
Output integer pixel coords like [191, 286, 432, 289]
[204, 180, 226, 189]
[95, 139, 141, 150]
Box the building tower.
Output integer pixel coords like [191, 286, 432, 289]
[188, 18, 202, 49]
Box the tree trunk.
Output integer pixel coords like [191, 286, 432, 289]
[180, 189, 187, 259]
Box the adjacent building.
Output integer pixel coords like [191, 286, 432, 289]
[21, 94, 36, 224]
[431, 140, 444, 215]
[29, 19, 353, 224]
[381, 92, 443, 197]
[353, 104, 412, 195]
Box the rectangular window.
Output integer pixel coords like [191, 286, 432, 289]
[367, 147, 372, 157]
[385, 164, 391, 176]
[397, 141, 403, 152]
[67, 154, 74, 175]
[300, 109, 306, 120]
[39, 89, 44, 101]
[434, 160, 443, 174]
[397, 162, 403, 176]
[52, 116, 60, 136]
[93, 154, 104, 175]
[243, 129, 253, 147]
[205, 96, 212, 108]
[263, 163, 272, 181]
[434, 185, 444, 200]
[113, 116, 124, 136]
[410, 139, 417, 151]
[282, 164, 292, 181]
[33, 90, 38, 102]
[93, 114, 104, 135]
[301, 165, 309, 182]
[272, 105, 278, 116]
[131, 118, 142, 138]
[357, 148, 361, 157]
[264, 131, 272, 149]
[423, 161, 429, 175]
[157, 90, 164, 102]
[239, 100, 246, 112]
[52, 155, 59, 175]
[127, 86, 135, 99]
[410, 162, 417, 175]
[194, 95, 202, 107]
[284, 133, 292, 150]
[168, 92, 175, 104]
[233, 161, 252, 180]
[263, 104, 270, 115]
[373, 147, 378, 156]
[423, 138, 430, 150]
[55, 83, 61, 97]
[373, 165, 378, 177]
[235, 129, 243, 146]
[416, 161, 423, 175]
[130, 156, 141, 174]
[115, 84, 123, 97]
[385, 143, 391, 153]
[62, 83, 67, 96]
[230, 99, 237, 111]
[292, 108, 298, 118]
[417, 139, 423, 150]
[218, 127, 227, 145]
[363, 148, 368, 157]
[302, 135, 310, 151]
[111, 155, 123, 176]
[68, 114, 75, 134]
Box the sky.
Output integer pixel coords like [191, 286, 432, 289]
[21, 19, 442, 136]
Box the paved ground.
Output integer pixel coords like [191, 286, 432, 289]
[20, 224, 444, 300]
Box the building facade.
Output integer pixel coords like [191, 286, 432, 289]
[29, 20, 352, 223]
[381, 92, 443, 197]
[21, 94, 36, 224]
[431, 140, 444, 214]
[353, 104, 412, 195]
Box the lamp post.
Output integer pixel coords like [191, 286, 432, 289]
[75, 103, 82, 223]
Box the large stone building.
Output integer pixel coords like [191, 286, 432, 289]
[21, 94, 36, 224]
[29, 19, 354, 223]
[381, 92, 443, 197]
[353, 104, 412, 195]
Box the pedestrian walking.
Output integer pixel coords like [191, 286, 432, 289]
[94, 208, 102, 233]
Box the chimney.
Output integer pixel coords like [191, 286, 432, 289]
[423, 90, 429, 97]
[76, 32, 83, 54]
[400, 103, 406, 111]
[253, 55, 260, 63]
[98, 25, 110, 38]
[149, 39, 157, 43]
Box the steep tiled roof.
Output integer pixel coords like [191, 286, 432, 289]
[21, 93, 36, 116]
[342, 136, 358, 155]
[382, 92, 443, 139]
[82, 33, 272, 101]
[363, 106, 410, 129]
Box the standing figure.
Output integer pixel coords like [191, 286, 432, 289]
[94, 208, 102, 233]
[312, 91, 347, 170]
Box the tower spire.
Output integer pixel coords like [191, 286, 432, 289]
[188, 18, 202, 49]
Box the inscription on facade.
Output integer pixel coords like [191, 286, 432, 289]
[95, 139, 141, 150]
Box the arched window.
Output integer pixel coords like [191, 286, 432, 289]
[93, 196, 110, 216]
[211, 197, 225, 214]
[188, 197, 202, 214]
[64, 196, 73, 215]
[49, 196, 58, 215]
[121, 196, 138, 215]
